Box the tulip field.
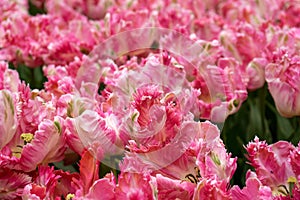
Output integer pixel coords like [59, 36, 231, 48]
[1, 0, 300, 199]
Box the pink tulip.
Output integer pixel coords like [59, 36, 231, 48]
[0, 168, 31, 199]
[265, 49, 300, 117]
[0, 90, 18, 150]
[193, 178, 231, 200]
[22, 166, 60, 200]
[231, 170, 273, 200]
[246, 137, 297, 197]
[156, 174, 195, 200]
[115, 172, 155, 200]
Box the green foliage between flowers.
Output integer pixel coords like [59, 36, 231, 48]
[222, 84, 300, 186]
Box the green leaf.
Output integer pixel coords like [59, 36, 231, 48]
[276, 114, 294, 139]
[28, 0, 46, 16]
[15, 64, 47, 89]
[52, 161, 78, 173]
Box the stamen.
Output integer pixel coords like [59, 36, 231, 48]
[66, 194, 75, 200]
[185, 174, 197, 184]
[194, 167, 201, 178]
[21, 133, 34, 144]
[277, 185, 289, 196]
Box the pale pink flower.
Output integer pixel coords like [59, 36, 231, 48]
[218, 0, 256, 25]
[246, 58, 267, 90]
[64, 118, 85, 156]
[0, 168, 31, 200]
[0, 0, 28, 21]
[265, 49, 300, 117]
[45, 0, 116, 20]
[30, 0, 45, 9]
[18, 117, 66, 172]
[195, 58, 248, 122]
[0, 61, 20, 92]
[75, 56, 117, 89]
[0, 116, 66, 172]
[220, 22, 267, 65]
[73, 110, 123, 159]
[265, 27, 300, 60]
[0, 90, 18, 150]
[195, 121, 237, 183]
[83, 0, 115, 20]
[120, 120, 199, 176]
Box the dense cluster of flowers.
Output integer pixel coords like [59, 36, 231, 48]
[1, 0, 300, 199]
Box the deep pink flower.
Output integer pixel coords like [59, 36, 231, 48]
[290, 143, 300, 177]
[115, 172, 155, 200]
[22, 166, 60, 200]
[71, 150, 116, 200]
[52, 169, 81, 199]
[246, 137, 295, 195]
[120, 120, 199, 177]
[0, 168, 31, 199]
[43, 65, 75, 97]
[231, 170, 273, 200]
[82, 176, 116, 200]
[192, 178, 231, 200]
[278, 1, 300, 28]
[156, 174, 195, 200]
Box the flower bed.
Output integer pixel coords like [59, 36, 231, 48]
[1, 0, 300, 199]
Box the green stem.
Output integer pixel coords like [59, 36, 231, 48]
[259, 84, 267, 139]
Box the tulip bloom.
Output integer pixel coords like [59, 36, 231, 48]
[265, 49, 300, 117]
